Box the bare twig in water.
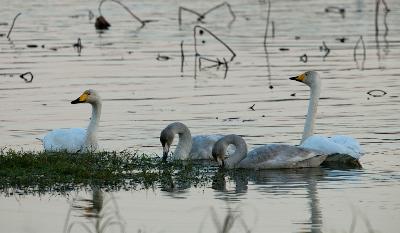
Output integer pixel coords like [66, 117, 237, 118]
[249, 104, 255, 111]
[199, 56, 221, 69]
[73, 38, 82, 56]
[193, 25, 236, 61]
[193, 26, 234, 79]
[201, 2, 236, 27]
[382, 0, 390, 55]
[263, 0, 273, 89]
[7, 13, 21, 40]
[19, 72, 33, 83]
[271, 21, 275, 38]
[320, 41, 330, 60]
[336, 37, 347, 43]
[196, 56, 229, 79]
[97, 0, 155, 29]
[300, 54, 308, 63]
[88, 10, 95, 21]
[367, 89, 386, 97]
[222, 57, 228, 79]
[178, 2, 236, 27]
[325, 6, 345, 18]
[179, 7, 203, 26]
[381, 0, 390, 12]
[180, 40, 185, 73]
[353, 35, 366, 70]
[374, 0, 381, 61]
[156, 54, 170, 61]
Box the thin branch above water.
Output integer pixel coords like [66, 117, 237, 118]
[178, 2, 236, 28]
[6, 12, 21, 40]
[353, 36, 366, 70]
[96, 0, 156, 30]
[263, 0, 273, 89]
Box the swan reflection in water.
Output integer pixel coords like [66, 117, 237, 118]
[211, 168, 326, 233]
[63, 188, 125, 233]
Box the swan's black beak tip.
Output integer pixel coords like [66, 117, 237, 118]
[71, 98, 80, 104]
[289, 76, 303, 82]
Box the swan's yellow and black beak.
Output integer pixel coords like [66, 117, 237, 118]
[213, 154, 225, 168]
[162, 144, 170, 161]
[71, 92, 89, 104]
[216, 158, 225, 168]
[289, 73, 305, 83]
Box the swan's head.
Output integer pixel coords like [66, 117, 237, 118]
[160, 128, 174, 161]
[289, 71, 320, 87]
[212, 139, 226, 168]
[71, 89, 101, 105]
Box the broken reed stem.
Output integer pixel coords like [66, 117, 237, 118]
[7, 12, 22, 40]
[178, 7, 203, 26]
[263, 0, 272, 89]
[353, 35, 366, 69]
[193, 25, 236, 62]
[180, 40, 184, 73]
[98, 0, 145, 27]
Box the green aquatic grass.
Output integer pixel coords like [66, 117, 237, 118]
[0, 149, 216, 195]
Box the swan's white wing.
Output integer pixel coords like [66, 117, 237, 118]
[239, 144, 326, 169]
[43, 128, 86, 153]
[190, 135, 223, 159]
[300, 135, 363, 159]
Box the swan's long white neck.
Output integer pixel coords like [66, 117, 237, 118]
[223, 135, 248, 169]
[302, 78, 321, 143]
[171, 123, 192, 160]
[85, 101, 102, 149]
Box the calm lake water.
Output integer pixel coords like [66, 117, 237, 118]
[1, 0, 399, 232]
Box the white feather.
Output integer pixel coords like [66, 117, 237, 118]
[43, 128, 87, 153]
[300, 135, 363, 159]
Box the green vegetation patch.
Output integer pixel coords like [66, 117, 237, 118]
[0, 149, 217, 195]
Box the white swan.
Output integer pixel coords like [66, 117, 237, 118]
[290, 71, 363, 161]
[212, 134, 327, 169]
[160, 122, 223, 160]
[42, 89, 101, 153]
